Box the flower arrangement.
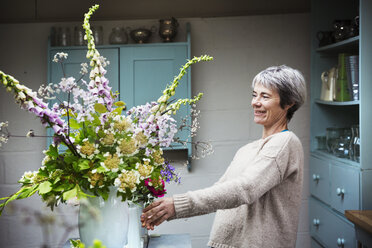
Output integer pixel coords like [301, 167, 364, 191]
[0, 4, 212, 214]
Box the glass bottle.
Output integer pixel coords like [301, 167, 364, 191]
[109, 27, 128, 44]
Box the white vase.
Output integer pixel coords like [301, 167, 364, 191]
[127, 203, 148, 248]
[78, 187, 129, 248]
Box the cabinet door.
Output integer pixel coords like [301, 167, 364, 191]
[120, 45, 190, 149]
[47, 48, 119, 148]
[310, 156, 331, 205]
[330, 162, 360, 213]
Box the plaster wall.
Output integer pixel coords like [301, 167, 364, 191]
[0, 13, 310, 247]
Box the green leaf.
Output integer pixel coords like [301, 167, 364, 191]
[18, 185, 39, 199]
[63, 185, 78, 200]
[78, 160, 90, 170]
[39, 181, 52, 194]
[47, 144, 59, 158]
[94, 103, 107, 114]
[112, 107, 123, 115]
[69, 118, 81, 129]
[114, 101, 126, 107]
[96, 166, 106, 173]
[64, 154, 78, 164]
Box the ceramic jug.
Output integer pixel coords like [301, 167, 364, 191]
[320, 67, 337, 101]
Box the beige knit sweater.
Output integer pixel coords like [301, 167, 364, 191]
[172, 131, 304, 248]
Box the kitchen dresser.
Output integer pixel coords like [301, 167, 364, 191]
[309, 0, 372, 247]
[46, 24, 194, 168]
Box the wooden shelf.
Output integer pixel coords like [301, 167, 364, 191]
[315, 99, 360, 106]
[316, 36, 359, 53]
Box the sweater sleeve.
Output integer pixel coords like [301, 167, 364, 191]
[173, 134, 295, 219]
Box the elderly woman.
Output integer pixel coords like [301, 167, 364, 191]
[141, 65, 306, 248]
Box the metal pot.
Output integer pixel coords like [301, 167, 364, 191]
[159, 17, 179, 42]
[129, 28, 152, 44]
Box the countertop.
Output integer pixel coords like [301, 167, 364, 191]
[345, 210, 372, 234]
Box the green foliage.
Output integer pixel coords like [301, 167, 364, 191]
[94, 103, 107, 114]
[38, 181, 52, 194]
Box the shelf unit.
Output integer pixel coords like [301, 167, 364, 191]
[47, 24, 194, 169]
[310, 0, 372, 247]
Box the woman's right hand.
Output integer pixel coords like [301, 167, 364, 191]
[141, 197, 175, 230]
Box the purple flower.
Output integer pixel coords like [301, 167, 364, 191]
[161, 161, 181, 184]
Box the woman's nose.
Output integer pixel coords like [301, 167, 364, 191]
[252, 97, 262, 106]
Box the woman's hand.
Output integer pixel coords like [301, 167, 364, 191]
[141, 197, 175, 230]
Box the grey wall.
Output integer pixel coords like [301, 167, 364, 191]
[0, 13, 310, 247]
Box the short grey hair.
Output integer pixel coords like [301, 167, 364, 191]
[252, 65, 306, 121]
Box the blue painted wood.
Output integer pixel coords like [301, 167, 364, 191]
[119, 44, 191, 152]
[310, 156, 331, 205]
[330, 162, 360, 214]
[359, 0, 372, 170]
[310, 0, 372, 246]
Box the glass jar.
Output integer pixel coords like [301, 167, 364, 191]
[315, 136, 327, 150]
[74, 26, 86, 46]
[92, 26, 103, 45]
[326, 127, 342, 153]
[333, 128, 351, 158]
[57, 27, 71, 46]
[351, 124, 360, 162]
[109, 27, 128, 44]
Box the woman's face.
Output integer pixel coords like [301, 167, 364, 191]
[251, 83, 289, 128]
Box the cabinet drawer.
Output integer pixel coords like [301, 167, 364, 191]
[330, 163, 360, 213]
[310, 156, 330, 204]
[309, 198, 333, 245]
[310, 198, 356, 248]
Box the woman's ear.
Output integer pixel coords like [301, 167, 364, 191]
[284, 103, 295, 111]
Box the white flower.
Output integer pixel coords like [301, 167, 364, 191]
[17, 91, 26, 100]
[157, 95, 168, 103]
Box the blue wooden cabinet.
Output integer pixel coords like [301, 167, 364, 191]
[310, 0, 372, 247]
[46, 24, 192, 163]
[119, 43, 191, 152]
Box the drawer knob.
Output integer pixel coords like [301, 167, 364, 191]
[336, 188, 345, 196]
[337, 238, 345, 246]
[313, 218, 320, 226]
[312, 174, 320, 181]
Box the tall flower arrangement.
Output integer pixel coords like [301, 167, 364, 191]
[0, 4, 212, 214]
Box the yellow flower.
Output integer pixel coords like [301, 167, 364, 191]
[114, 170, 140, 193]
[113, 117, 132, 132]
[118, 138, 138, 155]
[101, 132, 115, 146]
[80, 140, 97, 158]
[88, 171, 105, 188]
[136, 162, 153, 179]
[152, 149, 165, 165]
[102, 153, 121, 172]
[135, 132, 148, 147]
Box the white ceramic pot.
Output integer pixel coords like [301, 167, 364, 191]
[78, 187, 129, 248]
